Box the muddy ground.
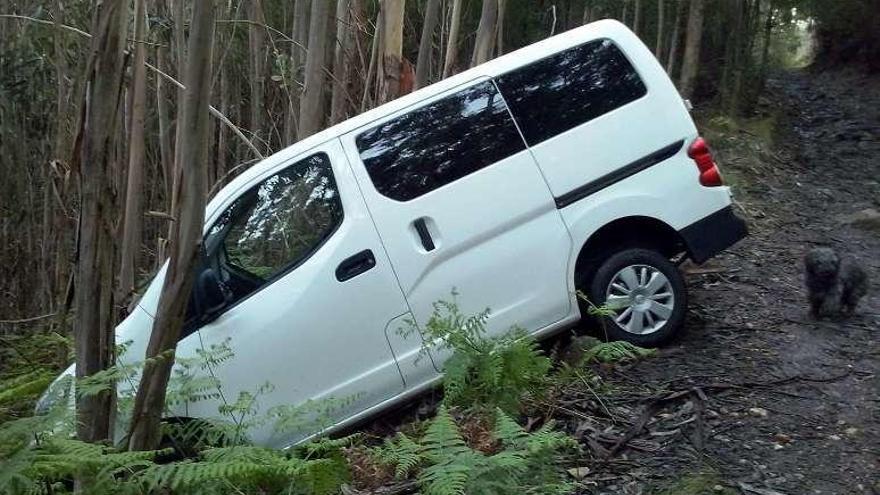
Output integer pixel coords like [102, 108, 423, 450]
[569, 69, 879, 494]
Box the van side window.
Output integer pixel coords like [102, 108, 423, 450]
[494, 39, 647, 146]
[355, 80, 525, 201]
[207, 153, 343, 302]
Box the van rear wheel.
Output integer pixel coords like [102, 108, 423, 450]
[582, 247, 687, 347]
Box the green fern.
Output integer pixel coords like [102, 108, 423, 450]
[407, 297, 552, 414]
[582, 341, 655, 363]
[373, 406, 577, 495]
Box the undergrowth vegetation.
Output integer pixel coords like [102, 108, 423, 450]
[0, 298, 655, 494]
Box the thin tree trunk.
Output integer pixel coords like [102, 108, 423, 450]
[471, 0, 498, 66]
[377, 0, 405, 104]
[442, 0, 462, 77]
[284, 0, 310, 143]
[156, 46, 173, 205]
[298, 0, 331, 138]
[633, 0, 642, 35]
[666, 0, 684, 75]
[248, 0, 266, 136]
[655, 0, 665, 57]
[119, 0, 148, 311]
[128, 0, 215, 452]
[331, 0, 353, 122]
[678, 0, 704, 99]
[496, 0, 505, 55]
[75, 0, 128, 444]
[361, 5, 382, 111]
[169, 0, 186, 241]
[415, 0, 441, 89]
[758, 0, 774, 81]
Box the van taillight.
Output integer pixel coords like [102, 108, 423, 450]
[687, 137, 723, 187]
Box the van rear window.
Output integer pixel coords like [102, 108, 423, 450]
[355, 80, 525, 201]
[495, 39, 647, 146]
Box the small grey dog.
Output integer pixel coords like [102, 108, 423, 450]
[804, 247, 869, 317]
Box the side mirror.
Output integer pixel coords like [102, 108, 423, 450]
[195, 267, 229, 320]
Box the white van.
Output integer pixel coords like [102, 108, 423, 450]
[45, 20, 746, 448]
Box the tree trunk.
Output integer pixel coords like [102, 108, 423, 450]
[471, 0, 498, 66]
[442, 0, 463, 77]
[496, 0, 505, 55]
[633, 0, 642, 35]
[128, 0, 215, 452]
[119, 0, 148, 311]
[331, 0, 353, 123]
[377, 0, 405, 104]
[415, 0, 441, 89]
[655, 0, 665, 57]
[284, 0, 310, 143]
[248, 0, 266, 137]
[361, 5, 382, 111]
[678, 0, 704, 99]
[666, 0, 684, 75]
[758, 0, 774, 82]
[75, 0, 128, 444]
[156, 46, 173, 205]
[298, 0, 331, 138]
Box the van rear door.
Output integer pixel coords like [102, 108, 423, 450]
[341, 79, 573, 378]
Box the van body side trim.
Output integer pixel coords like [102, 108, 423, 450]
[554, 139, 685, 209]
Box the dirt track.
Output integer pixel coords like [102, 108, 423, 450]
[580, 69, 879, 494]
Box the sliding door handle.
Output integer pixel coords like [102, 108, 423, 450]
[413, 218, 435, 252]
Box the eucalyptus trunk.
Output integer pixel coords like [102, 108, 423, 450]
[678, 0, 705, 99]
[471, 0, 498, 66]
[415, 0, 441, 89]
[128, 0, 216, 452]
[119, 0, 148, 310]
[75, 0, 129, 443]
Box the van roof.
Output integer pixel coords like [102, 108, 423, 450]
[207, 19, 634, 218]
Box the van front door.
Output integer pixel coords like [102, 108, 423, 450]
[186, 140, 409, 448]
[341, 79, 573, 372]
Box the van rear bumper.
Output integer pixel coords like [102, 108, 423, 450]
[679, 206, 748, 264]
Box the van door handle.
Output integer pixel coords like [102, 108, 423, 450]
[413, 218, 435, 251]
[335, 249, 376, 282]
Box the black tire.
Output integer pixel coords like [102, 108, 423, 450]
[582, 247, 687, 347]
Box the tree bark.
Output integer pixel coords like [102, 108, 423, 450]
[298, 0, 332, 138]
[666, 0, 684, 75]
[75, 0, 128, 443]
[655, 0, 665, 57]
[361, 5, 383, 111]
[285, 0, 310, 143]
[633, 0, 642, 36]
[415, 0, 441, 89]
[128, 0, 215, 452]
[331, 0, 353, 123]
[442, 0, 463, 77]
[496, 0, 505, 55]
[248, 0, 266, 136]
[678, 0, 705, 99]
[377, 0, 405, 104]
[471, 0, 498, 66]
[119, 0, 148, 311]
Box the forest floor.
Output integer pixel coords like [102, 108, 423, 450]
[560, 69, 880, 494]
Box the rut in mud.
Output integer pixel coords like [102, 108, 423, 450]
[573, 69, 879, 494]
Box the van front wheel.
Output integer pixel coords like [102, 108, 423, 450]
[584, 248, 687, 347]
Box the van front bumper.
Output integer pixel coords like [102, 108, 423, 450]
[679, 206, 748, 264]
